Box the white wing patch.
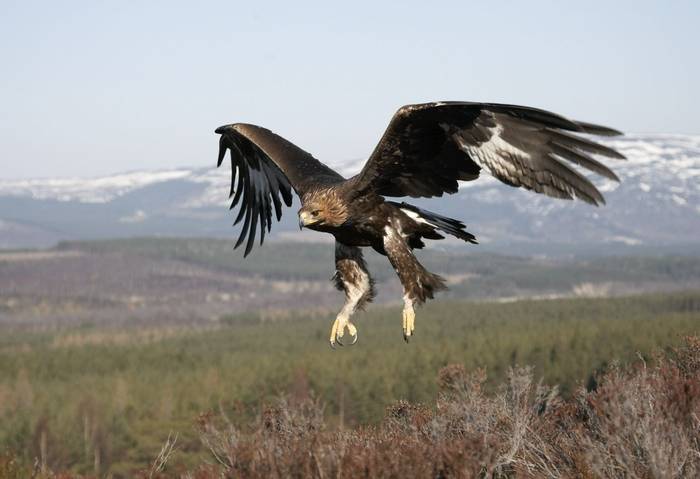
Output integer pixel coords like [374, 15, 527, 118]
[400, 208, 437, 228]
[455, 124, 532, 180]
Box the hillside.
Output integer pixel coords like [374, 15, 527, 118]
[2, 238, 700, 328]
[1, 134, 699, 254]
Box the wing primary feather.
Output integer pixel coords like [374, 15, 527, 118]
[217, 136, 227, 167]
[269, 187, 283, 220]
[233, 188, 248, 224]
[228, 141, 247, 206]
[266, 203, 273, 233]
[261, 187, 272, 233]
[550, 142, 620, 182]
[260, 195, 268, 239]
[258, 184, 271, 242]
[235, 205, 252, 249]
[261, 162, 284, 221]
[544, 153, 604, 205]
[499, 107, 582, 132]
[243, 164, 266, 254]
[251, 168, 268, 244]
[279, 180, 293, 207]
[228, 152, 237, 198]
[575, 121, 623, 136]
[259, 202, 267, 244]
[231, 163, 245, 209]
[545, 128, 626, 159]
[271, 191, 283, 220]
[244, 193, 259, 257]
[233, 163, 250, 225]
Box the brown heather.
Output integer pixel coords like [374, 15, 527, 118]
[127, 336, 700, 478]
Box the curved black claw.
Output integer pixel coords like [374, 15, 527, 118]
[348, 331, 358, 346]
[403, 333, 410, 343]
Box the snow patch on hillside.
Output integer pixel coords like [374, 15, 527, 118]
[0, 135, 699, 213]
[0, 170, 193, 203]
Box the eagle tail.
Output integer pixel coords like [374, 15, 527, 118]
[398, 202, 478, 244]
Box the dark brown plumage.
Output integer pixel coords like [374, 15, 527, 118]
[215, 102, 625, 346]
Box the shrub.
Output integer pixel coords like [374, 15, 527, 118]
[178, 336, 700, 478]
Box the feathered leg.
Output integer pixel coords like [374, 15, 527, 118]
[383, 224, 447, 341]
[330, 242, 375, 348]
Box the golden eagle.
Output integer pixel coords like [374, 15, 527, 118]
[215, 102, 624, 347]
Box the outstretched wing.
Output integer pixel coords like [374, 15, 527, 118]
[350, 102, 625, 205]
[216, 123, 343, 256]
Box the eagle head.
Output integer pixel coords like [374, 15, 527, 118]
[298, 189, 348, 230]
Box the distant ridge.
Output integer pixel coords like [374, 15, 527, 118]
[1, 134, 699, 252]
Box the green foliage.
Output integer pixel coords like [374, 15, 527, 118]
[1, 291, 699, 476]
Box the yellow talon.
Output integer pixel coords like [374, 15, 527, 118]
[330, 316, 359, 348]
[347, 322, 358, 345]
[330, 318, 340, 348]
[402, 304, 415, 342]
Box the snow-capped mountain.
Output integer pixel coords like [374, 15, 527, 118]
[1, 134, 698, 254]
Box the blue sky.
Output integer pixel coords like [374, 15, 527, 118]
[1, 0, 698, 179]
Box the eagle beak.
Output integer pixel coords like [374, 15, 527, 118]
[298, 211, 312, 229]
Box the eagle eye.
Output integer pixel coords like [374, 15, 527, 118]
[311, 210, 320, 217]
